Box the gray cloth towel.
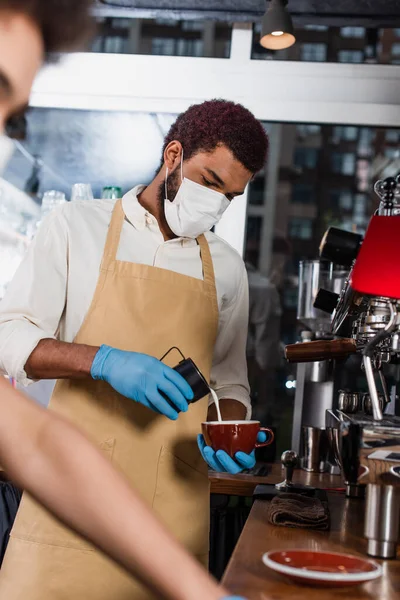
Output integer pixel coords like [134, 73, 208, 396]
[267, 492, 330, 531]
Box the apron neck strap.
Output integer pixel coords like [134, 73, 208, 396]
[101, 202, 217, 294]
[196, 234, 216, 290]
[101, 200, 125, 270]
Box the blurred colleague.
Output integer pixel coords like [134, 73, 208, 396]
[0, 2, 247, 599]
[246, 261, 282, 423]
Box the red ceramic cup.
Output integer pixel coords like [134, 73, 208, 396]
[201, 420, 274, 457]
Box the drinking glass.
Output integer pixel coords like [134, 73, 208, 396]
[41, 190, 66, 218]
[102, 186, 122, 200]
[71, 183, 94, 202]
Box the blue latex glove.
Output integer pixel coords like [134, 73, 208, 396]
[197, 432, 267, 474]
[221, 597, 248, 599]
[91, 345, 194, 420]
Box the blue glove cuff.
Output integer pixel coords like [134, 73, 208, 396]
[90, 345, 114, 380]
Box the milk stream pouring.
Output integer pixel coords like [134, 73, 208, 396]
[209, 388, 222, 422]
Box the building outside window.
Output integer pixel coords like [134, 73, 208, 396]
[296, 124, 321, 138]
[332, 126, 358, 143]
[338, 50, 364, 63]
[292, 183, 315, 204]
[289, 217, 313, 240]
[176, 38, 203, 56]
[294, 148, 319, 169]
[329, 189, 353, 211]
[304, 25, 328, 32]
[392, 43, 400, 56]
[300, 43, 327, 62]
[358, 128, 373, 156]
[340, 27, 366, 38]
[151, 38, 176, 55]
[353, 194, 368, 227]
[331, 152, 356, 175]
[384, 148, 400, 159]
[385, 130, 400, 143]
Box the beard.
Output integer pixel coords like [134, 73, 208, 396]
[157, 166, 181, 208]
[157, 166, 181, 237]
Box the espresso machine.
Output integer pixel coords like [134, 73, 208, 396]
[286, 174, 400, 559]
[289, 259, 349, 469]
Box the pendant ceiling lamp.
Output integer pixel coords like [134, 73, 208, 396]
[260, 0, 296, 51]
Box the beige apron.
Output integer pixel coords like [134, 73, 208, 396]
[0, 200, 219, 600]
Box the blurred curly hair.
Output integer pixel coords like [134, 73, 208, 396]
[0, 0, 94, 57]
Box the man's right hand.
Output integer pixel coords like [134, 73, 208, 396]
[91, 345, 194, 420]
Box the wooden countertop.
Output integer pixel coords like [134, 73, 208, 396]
[209, 462, 344, 496]
[222, 489, 400, 599]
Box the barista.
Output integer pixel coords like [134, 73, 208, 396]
[0, 2, 249, 599]
[0, 95, 268, 598]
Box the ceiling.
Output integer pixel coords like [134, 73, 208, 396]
[95, 1, 400, 27]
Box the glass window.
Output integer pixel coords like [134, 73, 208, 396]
[353, 194, 368, 227]
[252, 25, 400, 65]
[331, 152, 356, 175]
[329, 189, 353, 211]
[294, 148, 319, 169]
[304, 25, 329, 32]
[300, 43, 327, 62]
[296, 124, 321, 138]
[289, 217, 313, 240]
[385, 130, 400, 143]
[246, 216, 262, 266]
[90, 17, 231, 58]
[181, 21, 204, 31]
[176, 38, 203, 57]
[242, 122, 400, 447]
[154, 18, 175, 26]
[392, 43, 400, 56]
[338, 50, 364, 63]
[358, 128, 373, 156]
[248, 177, 265, 206]
[340, 27, 366, 38]
[332, 126, 358, 142]
[384, 148, 400, 159]
[151, 38, 176, 55]
[354, 194, 366, 215]
[292, 183, 315, 204]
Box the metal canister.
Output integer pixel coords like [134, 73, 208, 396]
[338, 391, 360, 414]
[362, 392, 385, 416]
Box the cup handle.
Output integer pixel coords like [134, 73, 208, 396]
[256, 428, 274, 448]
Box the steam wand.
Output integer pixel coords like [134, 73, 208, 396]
[362, 301, 397, 421]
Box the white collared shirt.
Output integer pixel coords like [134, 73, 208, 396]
[0, 186, 251, 416]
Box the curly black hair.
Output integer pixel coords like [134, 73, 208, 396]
[162, 99, 269, 175]
[0, 0, 94, 55]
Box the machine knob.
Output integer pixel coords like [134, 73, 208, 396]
[281, 450, 298, 486]
[314, 288, 340, 315]
[383, 176, 397, 191]
[319, 227, 363, 267]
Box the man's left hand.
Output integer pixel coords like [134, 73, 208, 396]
[197, 432, 267, 474]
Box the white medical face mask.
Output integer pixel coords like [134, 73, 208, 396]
[164, 154, 230, 238]
[0, 135, 14, 175]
